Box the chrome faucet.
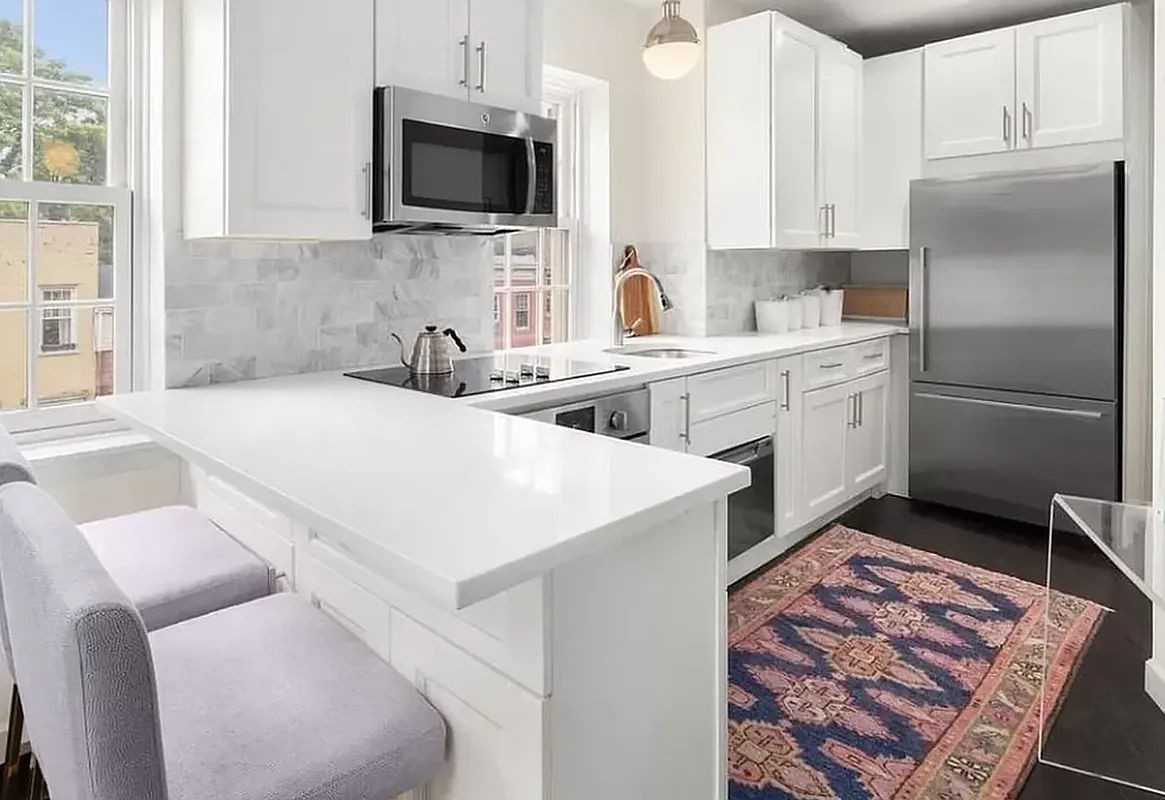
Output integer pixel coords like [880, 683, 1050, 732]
[612, 266, 674, 346]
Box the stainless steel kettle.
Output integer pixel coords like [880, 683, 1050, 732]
[391, 326, 468, 375]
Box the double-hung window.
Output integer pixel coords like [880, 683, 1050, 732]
[0, 0, 131, 434]
[492, 79, 579, 350]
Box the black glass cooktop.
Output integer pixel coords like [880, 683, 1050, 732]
[346, 355, 629, 399]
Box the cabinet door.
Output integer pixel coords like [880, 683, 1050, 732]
[861, 50, 922, 250]
[818, 46, 862, 248]
[800, 383, 851, 523]
[225, 0, 374, 239]
[707, 13, 775, 249]
[1015, 6, 1124, 150]
[775, 357, 803, 536]
[924, 29, 1016, 159]
[846, 372, 889, 494]
[649, 378, 689, 452]
[469, 0, 543, 114]
[375, 0, 470, 101]
[772, 19, 824, 248]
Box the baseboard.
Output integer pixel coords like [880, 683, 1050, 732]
[727, 489, 878, 585]
[1144, 658, 1165, 716]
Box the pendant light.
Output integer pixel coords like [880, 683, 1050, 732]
[643, 0, 701, 80]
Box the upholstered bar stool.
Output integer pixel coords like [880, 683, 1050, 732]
[0, 426, 272, 797]
[0, 482, 446, 800]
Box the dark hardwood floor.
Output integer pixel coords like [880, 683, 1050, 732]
[834, 496, 1165, 800]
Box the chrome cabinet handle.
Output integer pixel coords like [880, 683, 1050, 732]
[1003, 106, 1011, 144]
[680, 393, 691, 445]
[1022, 101, 1032, 141]
[829, 204, 837, 238]
[459, 36, 470, 87]
[847, 394, 856, 428]
[362, 162, 372, 220]
[780, 370, 791, 411]
[820, 205, 828, 237]
[917, 246, 928, 373]
[820, 362, 844, 370]
[858, 391, 864, 428]
[476, 41, 487, 92]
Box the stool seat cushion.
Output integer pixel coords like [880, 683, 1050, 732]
[81, 506, 272, 631]
[150, 592, 445, 800]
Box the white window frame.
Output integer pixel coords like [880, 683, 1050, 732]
[492, 77, 581, 350]
[0, 0, 133, 439]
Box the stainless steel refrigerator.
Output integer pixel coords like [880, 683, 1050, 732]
[909, 162, 1123, 526]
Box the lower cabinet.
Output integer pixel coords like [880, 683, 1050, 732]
[800, 368, 890, 525]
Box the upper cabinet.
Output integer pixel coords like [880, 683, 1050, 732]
[376, 0, 543, 115]
[924, 4, 1125, 160]
[707, 12, 862, 250]
[184, 0, 375, 240]
[861, 50, 923, 250]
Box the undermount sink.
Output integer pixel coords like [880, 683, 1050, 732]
[604, 346, 716, 359]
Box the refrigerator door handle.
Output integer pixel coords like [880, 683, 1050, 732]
[913, 392, 1105, 420]
[916, 246, 928, 373]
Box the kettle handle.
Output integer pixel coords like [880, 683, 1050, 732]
[389, 332, 410, 368]
[443, 328, 468, 353]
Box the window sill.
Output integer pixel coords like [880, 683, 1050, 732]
[22, 430, 155, 466]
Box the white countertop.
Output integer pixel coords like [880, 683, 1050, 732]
[99, 322, 900, 611]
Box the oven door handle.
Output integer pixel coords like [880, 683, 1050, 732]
[525, 137, 537, 215]
[714, 437, 774, 466]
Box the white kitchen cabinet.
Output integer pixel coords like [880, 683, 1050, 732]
[1015, 6, 1124, 150]
[375, 0, 470, 101]
[183, 0, 374, 240]
[924, 29, 1016, 160]
[846, 371, 889, 494]
[800, 382, 851, 521]
[649, 378, 689, 452]
[375, 0, 542, 115]
[861, 50, 923, 250]
[818, 46, 862, 247]
[775, 356, 803, 537]
[707, 11, 861, 250]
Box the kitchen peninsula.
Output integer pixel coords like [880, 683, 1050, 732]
[100, 376, 749, 800]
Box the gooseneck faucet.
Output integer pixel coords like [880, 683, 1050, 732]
[612, 253, 675, 347]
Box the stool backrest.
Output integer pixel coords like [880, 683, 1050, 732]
[0, 423, 35, 488]
[0, 483, 168, 800]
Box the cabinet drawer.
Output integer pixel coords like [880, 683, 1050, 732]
[190, 467, 295, 582]
[304, 532, 551, 696]
[852, 339, 890, 376]
[687, 361, 778, 423]
[687, 402, 777, 458]
[802, 347, 856, 390]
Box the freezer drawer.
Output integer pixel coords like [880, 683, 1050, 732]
[909, 384, 1119, 526]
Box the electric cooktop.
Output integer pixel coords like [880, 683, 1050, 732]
[345, 355, 629, 399]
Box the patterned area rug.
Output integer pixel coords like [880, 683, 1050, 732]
[728, 526, 1104, 800]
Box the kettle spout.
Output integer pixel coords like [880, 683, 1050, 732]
[389, 332, 410, 368]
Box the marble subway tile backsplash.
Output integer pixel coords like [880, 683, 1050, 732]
[166, 236, 494, 389]
[706, 250, 852, 335]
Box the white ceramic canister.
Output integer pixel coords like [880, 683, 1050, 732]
[820, 288, 844, 326]
[800, 290, 822, 328]
[756, 298, 791, 334]
[787, 295, 804, 331]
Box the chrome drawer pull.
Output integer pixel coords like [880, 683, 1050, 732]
[819, 362, 844, 370]
[863, 353, 882, 361]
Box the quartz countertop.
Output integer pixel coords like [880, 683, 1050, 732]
[98, 322, 901, 610]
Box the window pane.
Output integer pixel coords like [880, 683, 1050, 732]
[34, 0, 108, 87]
[33, 87, 107, 184]
[493, 292, 509, 350]
[0, 200, 27, 302]
[0, 309, 27, 411]
[542, 228, 569, 287]
[37, 202, 113, 299]
[540, 290, 570, 346]
[0, 0, 22, 76]
[512, 292, 533, 347]
[0, 82, 21, 178]
[36, 303, 111, 405]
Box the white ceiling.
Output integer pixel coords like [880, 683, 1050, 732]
[633, 0, 1123, 56]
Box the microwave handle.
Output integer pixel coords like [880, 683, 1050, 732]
[525, 137, 537, 215]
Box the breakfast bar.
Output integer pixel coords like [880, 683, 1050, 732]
[100, 379, 749, 800]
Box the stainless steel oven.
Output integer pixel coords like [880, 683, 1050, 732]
[521, 390, 650, 442]
[373, 86, 558, 235]
[715, 437, 776, 562]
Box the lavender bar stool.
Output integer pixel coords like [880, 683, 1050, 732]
[0, 482, 446, 800]
[0, 425, 272, 797]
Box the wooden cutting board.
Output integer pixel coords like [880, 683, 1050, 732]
[618, 245, 659, 336]
[842, 285, 908, 321]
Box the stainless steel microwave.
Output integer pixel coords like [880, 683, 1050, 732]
[373, 86, 558, 235]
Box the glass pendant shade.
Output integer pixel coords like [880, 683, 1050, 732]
[643, 1, 700, 80]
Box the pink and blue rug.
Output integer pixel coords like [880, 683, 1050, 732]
[728, 526, 1103, 800]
